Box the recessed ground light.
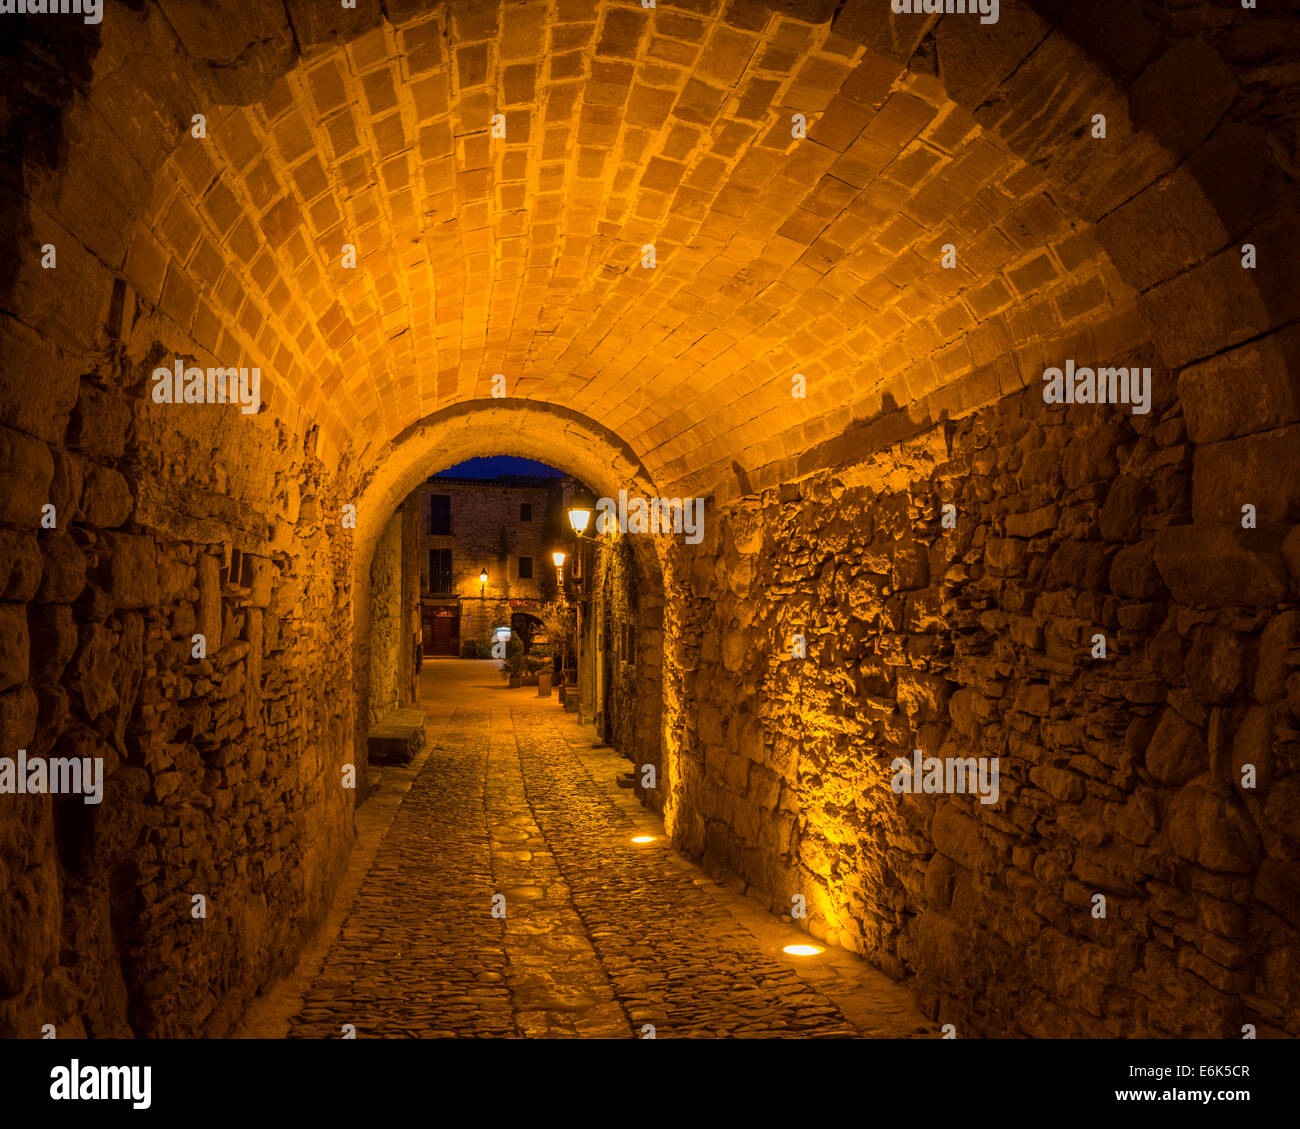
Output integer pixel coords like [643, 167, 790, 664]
[783, 944, 823, 956]
[631, 835, 657, 843]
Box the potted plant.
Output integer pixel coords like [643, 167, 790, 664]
[498, 635, 526, 688]
[521, 649, 548, 686]
[537, 599, 574, 703]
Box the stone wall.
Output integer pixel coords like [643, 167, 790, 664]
[592, 535, 639, 758]
[0, 301, 356, 1037]
[368, 510, 404, 726]
[401, 497, 420, 702]
[582, 529, 668, 811]
[671, 326, 1300, 1037]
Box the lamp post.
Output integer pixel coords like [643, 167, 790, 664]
[563, 486, 597, 714]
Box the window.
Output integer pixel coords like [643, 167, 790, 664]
[520, 502, 532, 521]
[517, 556, 533, 580]
[428, 549, 452, 593]
[429, 494, 452, 535]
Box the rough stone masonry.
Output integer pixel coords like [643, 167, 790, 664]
[0, 0, 1297, 1043]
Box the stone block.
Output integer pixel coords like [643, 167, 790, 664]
[195, 556, 220, 652]
[1153, 525, 1287, 607]
[931, 803, 988, 871]
[1006, 503, 1058, 539]
[1100, 125, 1285, 294]
[1044, 541, 1111, 591]
[0, 604, 30, 691]
[99, 533, 159, 609]
[157, 0, 295, 104]
[1140, 220, 1296, 369]
[1130, 39, 1238, 161]
[247, 555, 274, 608]
[1180, 324, 1300, 444]
[0, 428, 53, 527]
[284, 0, 380, 50]
[984, 536, 1028, 577]
[896, 668, 950, 721]
[0, 684, 38, 758]
[1256, 612, 1299, 704]
[0, 531, 42, 602]
[1144, 706, 1206, 786]
[1099, 477, 1154, 543]
[831, 0, 930, 63]
[1193, 425, 1300, 537]
[0, 314, 81, 443]
[1108, 541, 1165, 600]
[1185, 625, 1243, 705]
[27, 604, 77, 688]
[1165, 785, 1258, 873]
[71, 623, 118, 720]
[1029, 763, 1084, 803]
[36, 535, 86, 604]
[1255, 860, 1300, 931]
[367, 709, 427, 766]
[933, 0, 1065, 109]
[1231, 706, 1273, 793]
[79, 464, 133, 528]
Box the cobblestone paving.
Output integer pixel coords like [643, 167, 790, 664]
[286, 662, 930, 1039]
[288, 704, 514, 1037]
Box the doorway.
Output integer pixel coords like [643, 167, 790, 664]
[424, 606, 460, 656]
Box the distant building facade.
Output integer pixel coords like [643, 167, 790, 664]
[418, 475, 564, 656]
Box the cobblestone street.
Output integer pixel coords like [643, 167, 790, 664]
[241, 661, 931, 1039]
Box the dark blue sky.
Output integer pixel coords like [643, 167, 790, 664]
[436, 456, 563, 478]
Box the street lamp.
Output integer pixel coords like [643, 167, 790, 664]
[551, 549, 566, 591]
[568, 485, 596, 536]
[559, 482, 597, 716]
[479, 567, 488, 598]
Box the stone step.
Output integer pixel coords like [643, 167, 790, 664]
[367, 708, 427, 766]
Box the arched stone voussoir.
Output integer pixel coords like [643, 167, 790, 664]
[154, 0, 298, 106]
[351, 397, 669, 590]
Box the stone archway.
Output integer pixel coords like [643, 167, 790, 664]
[348, 397, 672, 814]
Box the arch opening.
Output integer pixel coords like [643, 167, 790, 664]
[349, 399, 673, 820]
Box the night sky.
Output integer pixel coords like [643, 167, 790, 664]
[436, 456, 564, 478]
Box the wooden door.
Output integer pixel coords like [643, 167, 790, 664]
[425, 608, 460, 656]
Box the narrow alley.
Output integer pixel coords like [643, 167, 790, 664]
[241, 660, 930, 1039]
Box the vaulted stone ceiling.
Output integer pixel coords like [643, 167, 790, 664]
[125, 0, 1139, 499]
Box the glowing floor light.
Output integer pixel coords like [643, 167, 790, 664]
[631, 835, 657, 843]
[783, 944, 823, 956]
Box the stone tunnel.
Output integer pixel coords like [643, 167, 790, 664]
[1, 0, 1298, 1043]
